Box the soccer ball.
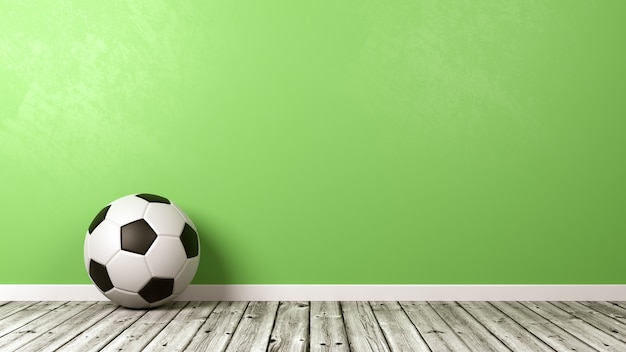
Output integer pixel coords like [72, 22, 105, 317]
[84, 193, 200, 309]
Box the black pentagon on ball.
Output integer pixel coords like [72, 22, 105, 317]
[89, 260, 114, 292]
[136, 193, 170, 204]
[121, 219, 157, 255]
[139, 277, 174, 303]
[88, 205, 110, 234]
[180, 223, 199, 258]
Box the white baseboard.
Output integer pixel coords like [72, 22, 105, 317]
[1, 285, 625, 301]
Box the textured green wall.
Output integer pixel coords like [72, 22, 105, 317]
[1, 1, 624, 284]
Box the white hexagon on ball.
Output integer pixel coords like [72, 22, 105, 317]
[144, 202, 185, 236]
[174, 256, 200, 296]
[88, 220, 121, 265]
[105, 195, 149, 226]
[107, 252, 152, 292]
[172, 201, 197, 231]
[145, 236, 187, 278]
[84, 193, 201, 309]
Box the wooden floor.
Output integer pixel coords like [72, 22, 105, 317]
[0, 301, 625, 351]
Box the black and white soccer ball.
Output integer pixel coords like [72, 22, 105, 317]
[84, 193, 200, 309]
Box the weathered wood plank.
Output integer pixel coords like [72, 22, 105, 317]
[14, 301, 118, 352]
[491, 301, 593, 351]
[580, 301, 626, 324]
[4, 300, 625, 352]
[341, 301, 390, 352]
[399, 301, 470, 352]
[551, 301, 626, 344]
[268, 301, 309, 352]
[100, 301, 188, 351]
[184, 301, 248, 352]
[459, 301, 552, 352]
[0, 302, 37, 321]
[0, 302, 91, 351]
[609, 302, 626, 310]
[310, 301, 349, 352]
[370, 301, 430, 351]
[520, 301, 624, 351]
[224, 301, 279, 352]
[143, 301, 217, 351]
[58, 303, 147, 351]
[0, 302, 67, 339]
[429, 302, 509, 351]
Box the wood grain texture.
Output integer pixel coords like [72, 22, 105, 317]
[0, 301, 66, 338]
[370, 301, 430, 351]
[399, 301, 470, 352]
[459, 301, 552, 352]
[100, 301, 188, 351]
[341, 301, 390, 352]
[14, 301, 117, 352]
[0, 302, 37, 321]
[310, 301, 349, 352]
[143, 301, 218, 351]
[268, 301, 309, 352]
[58, 303, 147, 351]
[429, 302, 509, 351]
[224, 301, 279, 352]
[183, 301, 247, 352]
[610, 302, 626, 310]
[520, 301, 624, 352]
[2, 301, 626, 351]
[551, 301, 626, 343]
[491, 301, 594, 351]
[0, 302, 90, 351]
[580, 301, 626, 324]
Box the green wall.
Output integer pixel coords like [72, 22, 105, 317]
[1, 1, 625, 284]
